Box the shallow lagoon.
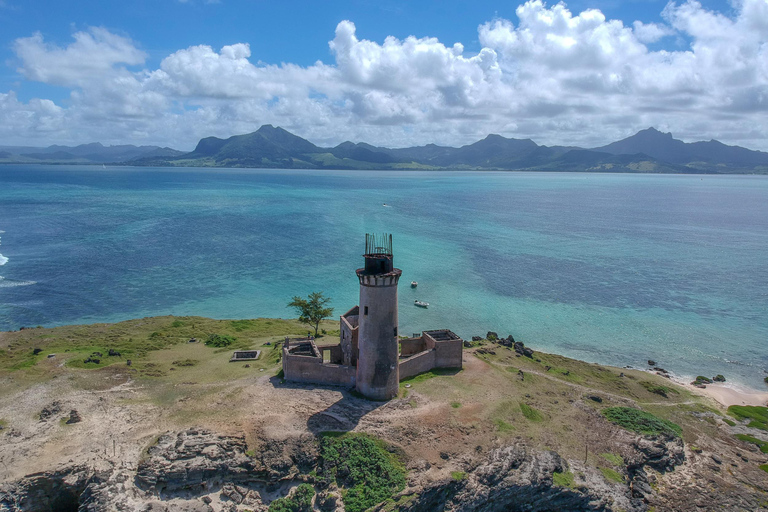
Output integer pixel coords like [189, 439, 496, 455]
[1, 165, 766, 387]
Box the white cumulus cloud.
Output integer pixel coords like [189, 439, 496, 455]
[4, 0, 768, 151]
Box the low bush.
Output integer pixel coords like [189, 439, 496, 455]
[204, 333, 236, 348]
[320, 433, 406, 512]
[451, 471, 466, 481]
[640, 381, 679, 398]
[602, 407, 682, 437]
[269, 483, 314, 512]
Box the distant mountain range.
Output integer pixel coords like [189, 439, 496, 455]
[0, 142, 183, 165]
[3, 127, 768, 174]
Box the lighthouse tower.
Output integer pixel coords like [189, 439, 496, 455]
[355, 233, 402, 400]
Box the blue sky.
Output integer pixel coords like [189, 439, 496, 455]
[1, 0, 765, 150]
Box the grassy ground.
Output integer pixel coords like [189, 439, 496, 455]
[0, 315, 337, 400]
[3, 318, 765, 490]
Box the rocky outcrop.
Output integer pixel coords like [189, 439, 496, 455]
[0, 464, 92, 512]
[400, 445, 622, 512]
[38, 401, 62, 421]
[136, 429, 317, 494]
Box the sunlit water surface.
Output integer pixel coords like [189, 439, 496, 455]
[1, 165, 766, 388]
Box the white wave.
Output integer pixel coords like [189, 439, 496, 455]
[0, 253, 7, 266]
[0, 278, 36, 288]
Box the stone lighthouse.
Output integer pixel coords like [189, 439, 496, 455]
[355, 233, 402, 400]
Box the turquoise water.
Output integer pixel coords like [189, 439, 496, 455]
[1, 165, 766, 388]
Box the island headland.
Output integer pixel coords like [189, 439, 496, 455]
[2, 253, 768, 512]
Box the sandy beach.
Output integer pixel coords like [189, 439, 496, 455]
[680, 380, 768, 408]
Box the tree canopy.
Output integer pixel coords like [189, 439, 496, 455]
[287, 291, 334, 337]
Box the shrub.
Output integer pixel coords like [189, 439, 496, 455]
[451, 402, 462, 409]
[451, 471, 466, 481]
[602, 407, 682, 437]
[171, 320, 184, 328]
[320, 433, 406, 512]
[268, 483, 314, 512]
[205, 333, 236, 347]
[640, 381, 679, 398]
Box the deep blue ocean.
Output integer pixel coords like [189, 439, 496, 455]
[1, 165, 766, 388]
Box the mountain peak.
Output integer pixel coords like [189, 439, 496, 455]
[635, 127, 673, 139]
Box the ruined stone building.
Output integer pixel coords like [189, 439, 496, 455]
[282, 234, 463, 400]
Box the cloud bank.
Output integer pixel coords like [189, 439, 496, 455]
[3, 0, 768, 150]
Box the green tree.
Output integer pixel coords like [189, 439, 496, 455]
[287, 292, 334, 337]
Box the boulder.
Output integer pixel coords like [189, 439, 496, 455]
[108, 349, 121, 357]
[648, 360, 656, 366]
[713, 375, 726, 382]
[514, 341, 534, 358]
[471, 336, 482, 342]
[66, 410, 81, 424]
[486, 331, 498, 341]
[32, 348, 42, 355]
[692, 376, 713, 386]
[463, 341, 472, 348]
[39, 401, 62, 421]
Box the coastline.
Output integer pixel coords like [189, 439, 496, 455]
[669, 375, 768, 407]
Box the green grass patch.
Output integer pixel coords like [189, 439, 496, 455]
[170, 320, 185, 328]
[727, 406, 768, 431]
[0, 419, 8, 429]
[760, 464, 768, 474]
[268, 483, 314, 512]
[204, 333, 236, 348]
[494, 419, 515, 432]
[601, 453, 624, 466]
[451, 402, 462, 409]
[451, 471, 466, 481]
[552, 471, 575, 488]
[735, 434, 768, 453]
[519, 402, 543, 422]
[319, 432, 406, 512]
[723, 418, 736, 427]
[602, 407, 682, 437]
[640, 381, 679, 398]
[399, 368, 461, 387]
[172, 359, 199, 367]
[599, 467, 624, 483]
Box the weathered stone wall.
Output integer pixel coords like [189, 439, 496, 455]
[340, 307, 360, 366]
[399, 350, 436, 380]
[282, 350, 356, 387]
[399, 337, 426, 357]
[435, 339, 463, 369]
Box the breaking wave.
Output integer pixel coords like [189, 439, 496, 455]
[0, 253, 8, 266]
[0, 277, 36, 288]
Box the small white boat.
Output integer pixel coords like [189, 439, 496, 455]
[414, 300, 429, 308]
[410, 281, 418, 288]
